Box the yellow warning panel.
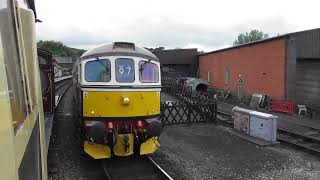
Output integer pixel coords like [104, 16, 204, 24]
[84, 141, 111, 159]
[140, 137, 160, 155]
[82, 91, 160, 117]
[113, 134, 134, 156]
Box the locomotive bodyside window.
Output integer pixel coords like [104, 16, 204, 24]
[115, 58, 135, 83]
[85, 59, 111, 82]
[139, 62, 159, 83]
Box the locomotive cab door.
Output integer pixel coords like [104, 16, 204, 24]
[37, 48, 54, 113]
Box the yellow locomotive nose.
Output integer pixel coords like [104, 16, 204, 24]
[122, 97, 130, 105]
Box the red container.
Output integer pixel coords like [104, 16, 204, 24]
[271, 100, 294, 114]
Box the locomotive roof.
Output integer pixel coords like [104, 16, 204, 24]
[80, 42, 159, 61]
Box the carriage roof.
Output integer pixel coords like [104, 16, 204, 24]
[80, 42, 159, 62]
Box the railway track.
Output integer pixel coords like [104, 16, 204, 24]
[102, 155, 174, 180]
[55, 78, 71, 90]
[216, 109, 320, 154]
[55, 79, 72, 106]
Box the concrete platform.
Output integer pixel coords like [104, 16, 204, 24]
[151, 124, 320, 180]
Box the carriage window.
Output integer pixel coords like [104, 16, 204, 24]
[85, 59, 111, 82]
[1, 3, 29, 132]
[139, 62, 159, 83]
[115, 58, 135, 82]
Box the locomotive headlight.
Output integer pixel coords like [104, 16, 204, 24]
[122, 96, 130, 105]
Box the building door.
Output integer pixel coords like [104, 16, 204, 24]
[296, 59, 320, 108]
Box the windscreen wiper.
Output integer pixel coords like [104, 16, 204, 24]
[96, 58, 110, 73]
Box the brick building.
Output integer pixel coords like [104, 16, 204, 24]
[199, 28, 320, 108]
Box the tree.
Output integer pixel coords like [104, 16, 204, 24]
[37, 40, 86, 57]
[233, 30, 269, 46]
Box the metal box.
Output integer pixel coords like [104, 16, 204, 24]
[232, 106, 278, 142]
[249, 111, 277, 142]
[232, 107, 252, 134]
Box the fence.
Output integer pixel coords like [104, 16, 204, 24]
[161, 102, 216, 125]
[161, 76, 217, 125]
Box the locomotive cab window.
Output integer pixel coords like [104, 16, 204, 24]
[85, 59, 111, 82]
[115, 58, 135, 82]
[139, 61, 159, 83]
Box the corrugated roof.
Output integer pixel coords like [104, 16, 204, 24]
[198, 28, 320, 56]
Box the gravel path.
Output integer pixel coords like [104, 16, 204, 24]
[151, 124, 320, 180]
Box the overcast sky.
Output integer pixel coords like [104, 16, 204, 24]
[35, 0, 320, 51]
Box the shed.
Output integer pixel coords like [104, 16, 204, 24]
[198, 28, 320, 108]
[153, 48, 198, 77]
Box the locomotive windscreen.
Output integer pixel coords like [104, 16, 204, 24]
[85, 59, 111, 82]
[115, 58, 135, 82]
[139, 62, 159, 83]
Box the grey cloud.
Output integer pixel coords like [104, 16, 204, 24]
[37, 16, 298, 51]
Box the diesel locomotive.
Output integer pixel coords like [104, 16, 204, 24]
[73, 42, 162, 159]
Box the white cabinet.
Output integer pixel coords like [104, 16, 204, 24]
[249, 111, 277, 142]
[232, 107, 278, 142]
[233, 108, 251, 134]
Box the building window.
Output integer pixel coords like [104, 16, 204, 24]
[224, 67, 230, 85]
[207, 69, 212, 83]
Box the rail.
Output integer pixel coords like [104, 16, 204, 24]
[101, 156, 174, 180]
[147, 156, 174, 180]
[54, 79, 72, 107]
[46, 79, 72, 153]
[54, 75, 72, 83]
[216, 110, 320, 154]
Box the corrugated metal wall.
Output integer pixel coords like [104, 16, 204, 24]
[285, 37, 296, 102]
[292, 29, 320, 59]
[292, 29, 320, 108]
[295, 59, 320, 108]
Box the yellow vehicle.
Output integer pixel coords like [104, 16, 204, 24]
[73, 42, 162, 159]
[0, 0, 48, 179]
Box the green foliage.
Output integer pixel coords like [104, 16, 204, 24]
[37, 40, 86, 57]
[233, 30, 269, 46]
